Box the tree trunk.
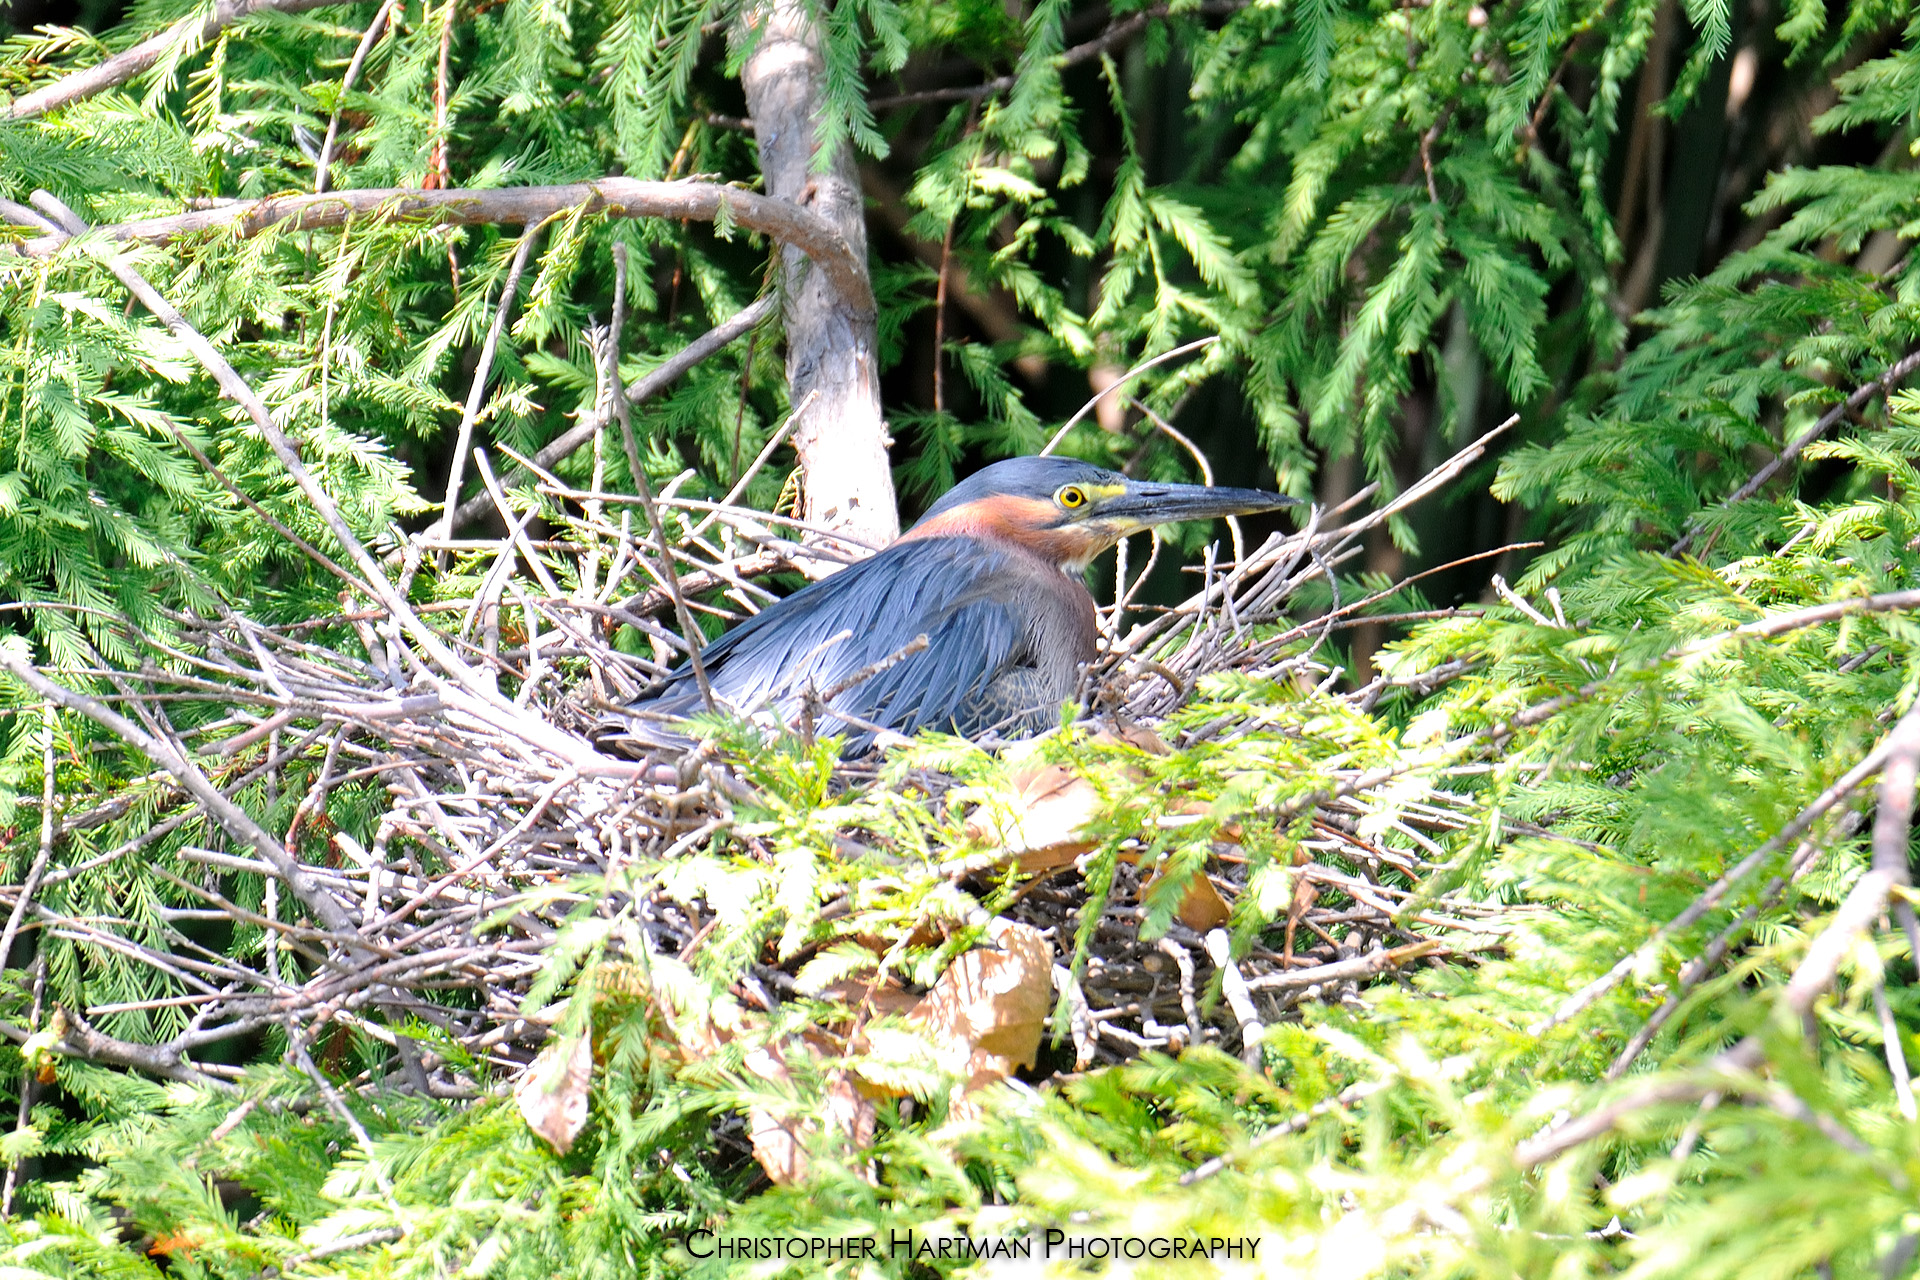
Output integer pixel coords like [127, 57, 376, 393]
[741, 0, 899, 563]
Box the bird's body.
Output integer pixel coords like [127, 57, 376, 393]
[600, 456, 1295, 753]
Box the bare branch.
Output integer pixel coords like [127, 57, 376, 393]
[1673, 347, 1920, 555]
[0, 706, 58, 971]
[0, 1009, 233, 1090]
[315, 0, 401, 195]
[437, 228, 542, 549]
[606, 243, 714, 711]
[0, 652, 358, 936]
[1, 0, 340, 122]
[450, 293, 776, 532]
[12, 179, 875, 314]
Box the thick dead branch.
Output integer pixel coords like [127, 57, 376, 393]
[12, 180, 874, 314]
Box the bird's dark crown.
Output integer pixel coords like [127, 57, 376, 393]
[914, 457, 1122, 527]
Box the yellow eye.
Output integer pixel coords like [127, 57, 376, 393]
[1057, 485, 1087, 509]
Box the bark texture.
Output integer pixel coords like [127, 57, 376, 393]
[741, 0, 899, 558]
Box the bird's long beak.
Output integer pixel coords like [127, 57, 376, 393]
[1091, 480, 1301, 534]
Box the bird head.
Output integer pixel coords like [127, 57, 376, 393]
[904, 455, 1301, 573]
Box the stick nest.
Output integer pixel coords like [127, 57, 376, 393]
[9, 429, 1521, 1102]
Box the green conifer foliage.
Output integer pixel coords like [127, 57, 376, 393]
[4, 0, 1920, 1274]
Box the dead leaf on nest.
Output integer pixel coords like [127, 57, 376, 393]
[1141, 864, 1233, 933]
[1284, 849, 1319, 962]
[515, 1026, 593, 1154]
[907, 919, 1052, 1121]
[965, 761, 1103, 871]
[1093, 722, 1172, 755]
[633, 974, 881, 1187]
[743, 1042, 878, 1186]
[964, 729, 1180, 871]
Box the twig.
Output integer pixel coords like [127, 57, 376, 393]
[284, 1227, 406, 1269]
[0, 705, 58, 972]
[436, 227, 542, 555]
[0, 654, 358, 936]
[1129, 396, 1244, 565]
[1, 0, 340, 121]
[1, 957, 45, 1215]
[450, 293, 776, 532]
[28, 194, 486, 698]
[1179, 1066, 1446, 1185]
[1041, 337, 1220, 455]
[687, 390, 816, 542]
[0, 1007, 235, 1090]
[819, 634, 929, 704]
[1868, 699, 1920, 976]
[427, 0, 455, 191]
[314, 0, 400, 194]
[1517, 875, 1895, 1167]
[1516, 748, 1920, 1170]
[1605, 813, 1861, 1080]
[1204, 929, 1264, 1066]
[1874, 976, 1915, 1120]
[607, 244, 714, 712]
[291, 1032, 398, 1204]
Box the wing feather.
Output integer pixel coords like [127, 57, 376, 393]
[624, 537, 1034, 744]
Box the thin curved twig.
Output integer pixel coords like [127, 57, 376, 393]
[436, 227, 542, 551]
[1040, 336, 1218, 456]
[1672, 348, 1920, 555]
[315, 0, 401, 195]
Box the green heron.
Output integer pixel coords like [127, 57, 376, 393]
[599, 455, 1298, 754]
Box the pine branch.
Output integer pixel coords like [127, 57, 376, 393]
[1514, 701, 1920, 1169]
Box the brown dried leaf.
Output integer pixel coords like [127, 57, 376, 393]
[965, 763, 1103, 871]
[1284, 868, 1320, 962]
[744, 1044, 877, 1186]
[743, 1043, 805, 1184]
[1091, 723, 1172, 755]
[1142, 865, 1233, 933]
[907, 919, 1053, 1118]
[515, 1027, 593, 1154]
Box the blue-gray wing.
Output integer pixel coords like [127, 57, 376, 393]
[619, 536, 1038, 745]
